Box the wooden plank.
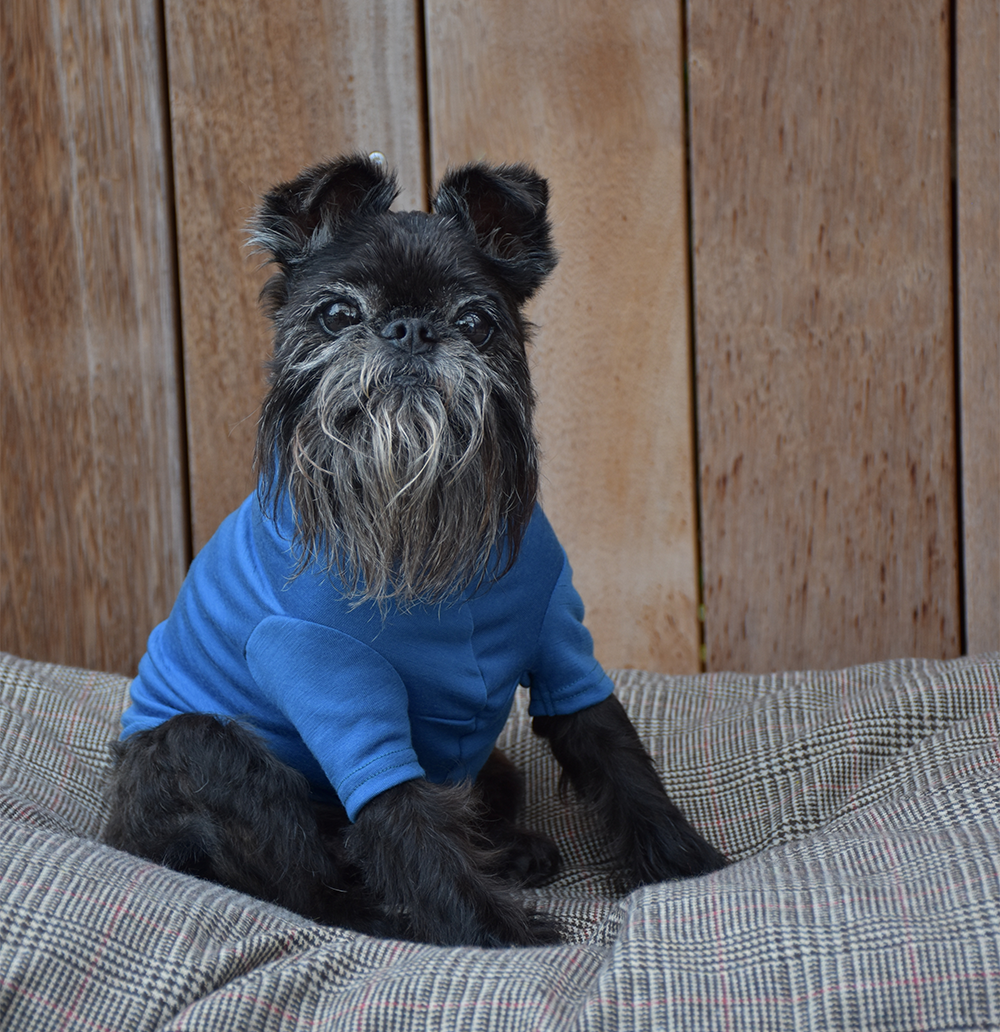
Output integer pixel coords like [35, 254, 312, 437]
[687, 0, 960, 671]
[165, 0, 427, 549]
[1, 0, 187, 674]
[957, 0, 1000, 653]
[425, 0, 702, 673]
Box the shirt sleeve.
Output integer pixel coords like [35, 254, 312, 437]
[525, 553, 616, 717]
[245, 615, 425, 820]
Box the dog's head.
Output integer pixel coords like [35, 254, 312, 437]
[251, 154, 557, 605]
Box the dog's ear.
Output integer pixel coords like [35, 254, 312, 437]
[252, 154, 398, 268]
[433, 163, 558, 303]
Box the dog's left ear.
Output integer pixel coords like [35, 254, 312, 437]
[433, 163, 558, 303]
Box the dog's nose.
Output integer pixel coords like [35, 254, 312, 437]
[381, 317, 438, 354]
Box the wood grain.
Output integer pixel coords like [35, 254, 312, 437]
[425, 0, 702, 673]
[165, 0, 427, 549]
[1, 0, 187, 674]
[957, 0, 1000, 653]
[687, 0, 961, 671]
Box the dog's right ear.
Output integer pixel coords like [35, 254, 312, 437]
[252, 154, 398, 268]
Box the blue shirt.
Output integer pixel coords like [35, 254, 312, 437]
[122, 491, 614, 820]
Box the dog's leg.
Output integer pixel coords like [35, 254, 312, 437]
[103, 714, 382, 932]
[533, 695, 727, 887]
[474, 748, 561, 888]
[344, 778, 562, 947]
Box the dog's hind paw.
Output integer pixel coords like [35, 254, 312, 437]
[490, 826, 562, 888]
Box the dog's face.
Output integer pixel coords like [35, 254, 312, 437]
[251, 156, 557, 604]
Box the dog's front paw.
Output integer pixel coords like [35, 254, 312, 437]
[626, 809, 728, 887]
[534, 696, 728, 890]
[426, 894, 562, 949]
[346, 780, 563, 947]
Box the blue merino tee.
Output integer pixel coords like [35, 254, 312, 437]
[122, 490, 614, 820]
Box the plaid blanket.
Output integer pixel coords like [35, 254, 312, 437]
[1, 649, 998, 1030]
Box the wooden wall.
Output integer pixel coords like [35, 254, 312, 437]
[2, 0, 187, 672]
[688, 0, 960, 670]
[2, 0, 997, 677]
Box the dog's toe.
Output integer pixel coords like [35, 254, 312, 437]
[491, 826, 562, 888]
[629, 817, 729, 886]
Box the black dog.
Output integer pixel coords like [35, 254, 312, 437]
[103, 155, 726, 947]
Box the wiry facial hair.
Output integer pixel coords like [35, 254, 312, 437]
[257, 332, 538, 607]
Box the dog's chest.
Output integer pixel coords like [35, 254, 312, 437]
[341, 601, 491, 720]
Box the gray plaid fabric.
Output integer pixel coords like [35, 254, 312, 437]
[1, 649, 998, 1030]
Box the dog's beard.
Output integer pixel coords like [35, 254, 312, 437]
[259, 341, 538, 606]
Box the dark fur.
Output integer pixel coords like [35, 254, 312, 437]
[103, 155, 726, 947]
[253, 156, 551, 604]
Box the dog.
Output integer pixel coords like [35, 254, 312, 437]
[103, 154, 727, 947]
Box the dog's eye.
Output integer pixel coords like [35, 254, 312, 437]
[455, 310, 493, 347]
[318, 301, 362, 336]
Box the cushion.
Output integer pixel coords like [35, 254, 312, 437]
[1, 649, 998, 1030]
